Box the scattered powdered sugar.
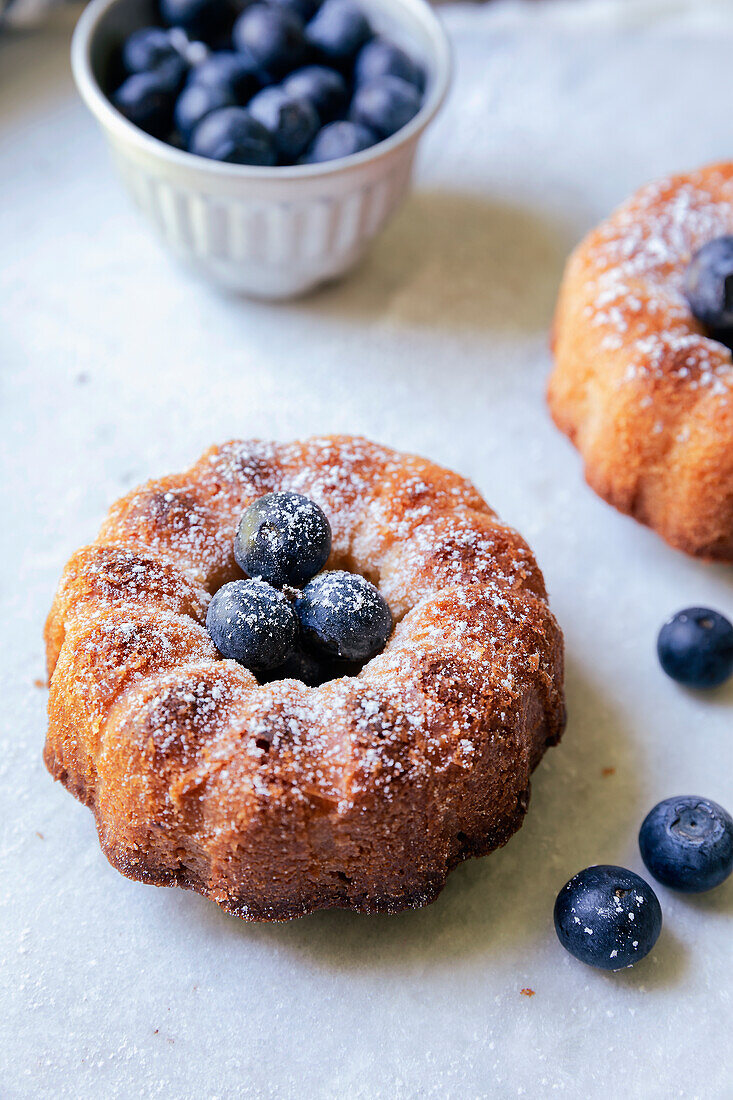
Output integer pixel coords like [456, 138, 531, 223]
[583, 169, 733, 403]
[378, 509, 540, 618]
[285, 438, 381, 555]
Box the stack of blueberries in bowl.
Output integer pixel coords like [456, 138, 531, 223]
[111, 0, 427, 164]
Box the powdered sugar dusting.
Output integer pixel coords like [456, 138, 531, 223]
[583, 169, 733, 403]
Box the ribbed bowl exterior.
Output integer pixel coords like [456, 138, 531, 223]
[109, 135, 416, 297]
[72, 0, 450, 298]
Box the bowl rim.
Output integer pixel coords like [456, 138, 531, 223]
[71, 0, 452, 180]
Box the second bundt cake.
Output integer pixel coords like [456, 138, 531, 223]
[549, 162, 733, 560]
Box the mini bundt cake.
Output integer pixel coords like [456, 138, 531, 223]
[549, 162, 733, 560]
[44, 436, 565, 921]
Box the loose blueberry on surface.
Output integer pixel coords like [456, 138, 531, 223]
[206, 577, 297, 670]
[113, 70, 179, 137]
[189, 106, 277, 163]
[235, 491, 332, 588]
[248, 86, 320, 160]
[188, 50, 260, 102]
[639, 796, 733, 893]
[354, 37, 425, 91]
[233, 4, 308, 80]
[657, 607, 733, 689]
[122, 27, 181, 74]
[554, 865, 662, 971]
[175, 80, 236, 143]
[282, 65, 348, 123]
[295, 570, 392, 662]
[268, 0, 321, 23]
[350, 74, 421, 138]
[159, 0, 235, 46]
[684, 236, 733, 341]
[301, 119, 375, 162]
[305, 0, 372, 68]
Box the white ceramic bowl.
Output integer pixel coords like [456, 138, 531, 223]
[71, 0, 451, 298]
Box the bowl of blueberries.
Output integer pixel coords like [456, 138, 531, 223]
[71, 0, 450, 297]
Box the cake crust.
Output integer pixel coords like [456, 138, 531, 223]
[44, 436, 565, 921]
[548, 162, 733, 561]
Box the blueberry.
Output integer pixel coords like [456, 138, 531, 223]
[235, 491, 331, 587]
[122, 27, 181, 74]
[160, 54, 190, 92]
[657, 607, 733, 689]
[305, 0, 371, 68]
[233, 5, 308, 80]
[188, 50, 260, 102]
[268, 0, 320, 22]
[206, 577, 297, 670]
[189, 106, 277, 163]
[301, 119, 375, 162]
[175, 80, 236, 143]
[554, 866, 662, 971]
[639, 796, 733, 893]
[113, 70, 178, 138]
[168, 27, 208, 66]
[265, 645, 330, 686]
[295, 570, 392, 662]
[248, 86, 319, 161]
[282, 65, 347, 123]
[159, 0, 236, 46]
[354, 37, 425, 92]
[684, 236, 733, 341]
[350, 74, 421, 138]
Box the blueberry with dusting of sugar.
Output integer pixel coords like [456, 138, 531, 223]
[235, 491, 331, 588]
[639, 796, 733, 893]
[206, 577, 297, 670]
[295, 569, 392, 662]
[554, 865, 662, 970]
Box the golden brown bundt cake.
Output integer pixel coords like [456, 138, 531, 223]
[44, 436, 565, 921]
[549, 162, 733, 561]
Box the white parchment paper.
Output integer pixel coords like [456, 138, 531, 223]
[1, 2, 731, 1096]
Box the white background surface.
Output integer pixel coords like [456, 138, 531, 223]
[2, 1, 732, 1096]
